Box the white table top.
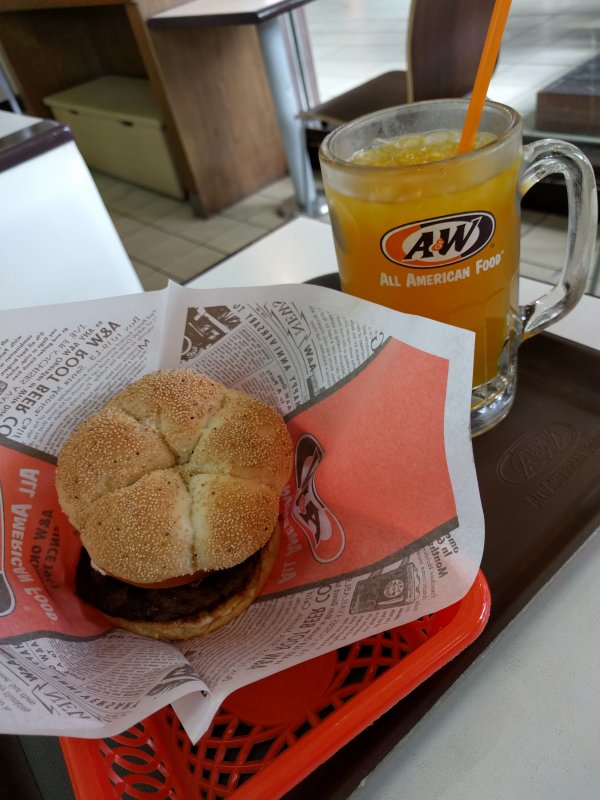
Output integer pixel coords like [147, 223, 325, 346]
[188, 216, 600, 351]
[0, 109, 142, 309]
[189, 216, 600, 799]
[150, 0, 313, 24]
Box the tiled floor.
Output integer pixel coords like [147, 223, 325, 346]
[91, 0, 600, 297]
[94, 173, 292, 291]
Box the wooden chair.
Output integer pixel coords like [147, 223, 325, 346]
[301, 0, 496, 169]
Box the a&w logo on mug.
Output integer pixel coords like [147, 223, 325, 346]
[381, 211, 496, 269]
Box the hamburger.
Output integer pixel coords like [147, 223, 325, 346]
[56, 369, 292, 640]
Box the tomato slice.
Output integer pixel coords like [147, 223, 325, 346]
[90, 560, 207, 589]
[133, 569, 208, 589]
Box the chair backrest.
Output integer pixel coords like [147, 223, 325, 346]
[406, 0, 496, 103]
[0, 111, 142, 311]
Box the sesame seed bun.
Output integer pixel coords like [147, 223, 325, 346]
[56, 369, 291, 638]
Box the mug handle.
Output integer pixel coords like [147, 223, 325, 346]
[517, 138, 597, 341]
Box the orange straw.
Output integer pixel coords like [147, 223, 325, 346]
[458, 0, 513, 153]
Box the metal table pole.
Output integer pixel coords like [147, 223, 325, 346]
[257, 16, 318, 215]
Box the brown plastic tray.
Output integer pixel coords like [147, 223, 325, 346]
[291, 274, 600, 799]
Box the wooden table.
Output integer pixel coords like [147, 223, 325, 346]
[0, 0, 293, 216]
[149, 0, 320, 214]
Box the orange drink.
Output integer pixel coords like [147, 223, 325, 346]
[319, 100, 597, 435]
[328, 130, 519, 388]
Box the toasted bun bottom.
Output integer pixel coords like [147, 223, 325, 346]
[107, 524, 280, 640]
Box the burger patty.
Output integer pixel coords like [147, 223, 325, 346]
[76, 547, 262, 622]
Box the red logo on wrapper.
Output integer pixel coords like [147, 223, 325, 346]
[0, 439, 111, 639]
[292, 434, 345, 563]
[263, 338, 457, 596]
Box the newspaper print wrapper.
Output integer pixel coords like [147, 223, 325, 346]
[0, 282, 483, 742]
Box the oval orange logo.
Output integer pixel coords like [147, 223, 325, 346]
[381, 212, 496, 268]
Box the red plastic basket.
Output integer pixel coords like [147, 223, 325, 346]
[60, 571, 490, 800]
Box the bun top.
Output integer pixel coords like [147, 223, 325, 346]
[56, 370, 292, 584]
